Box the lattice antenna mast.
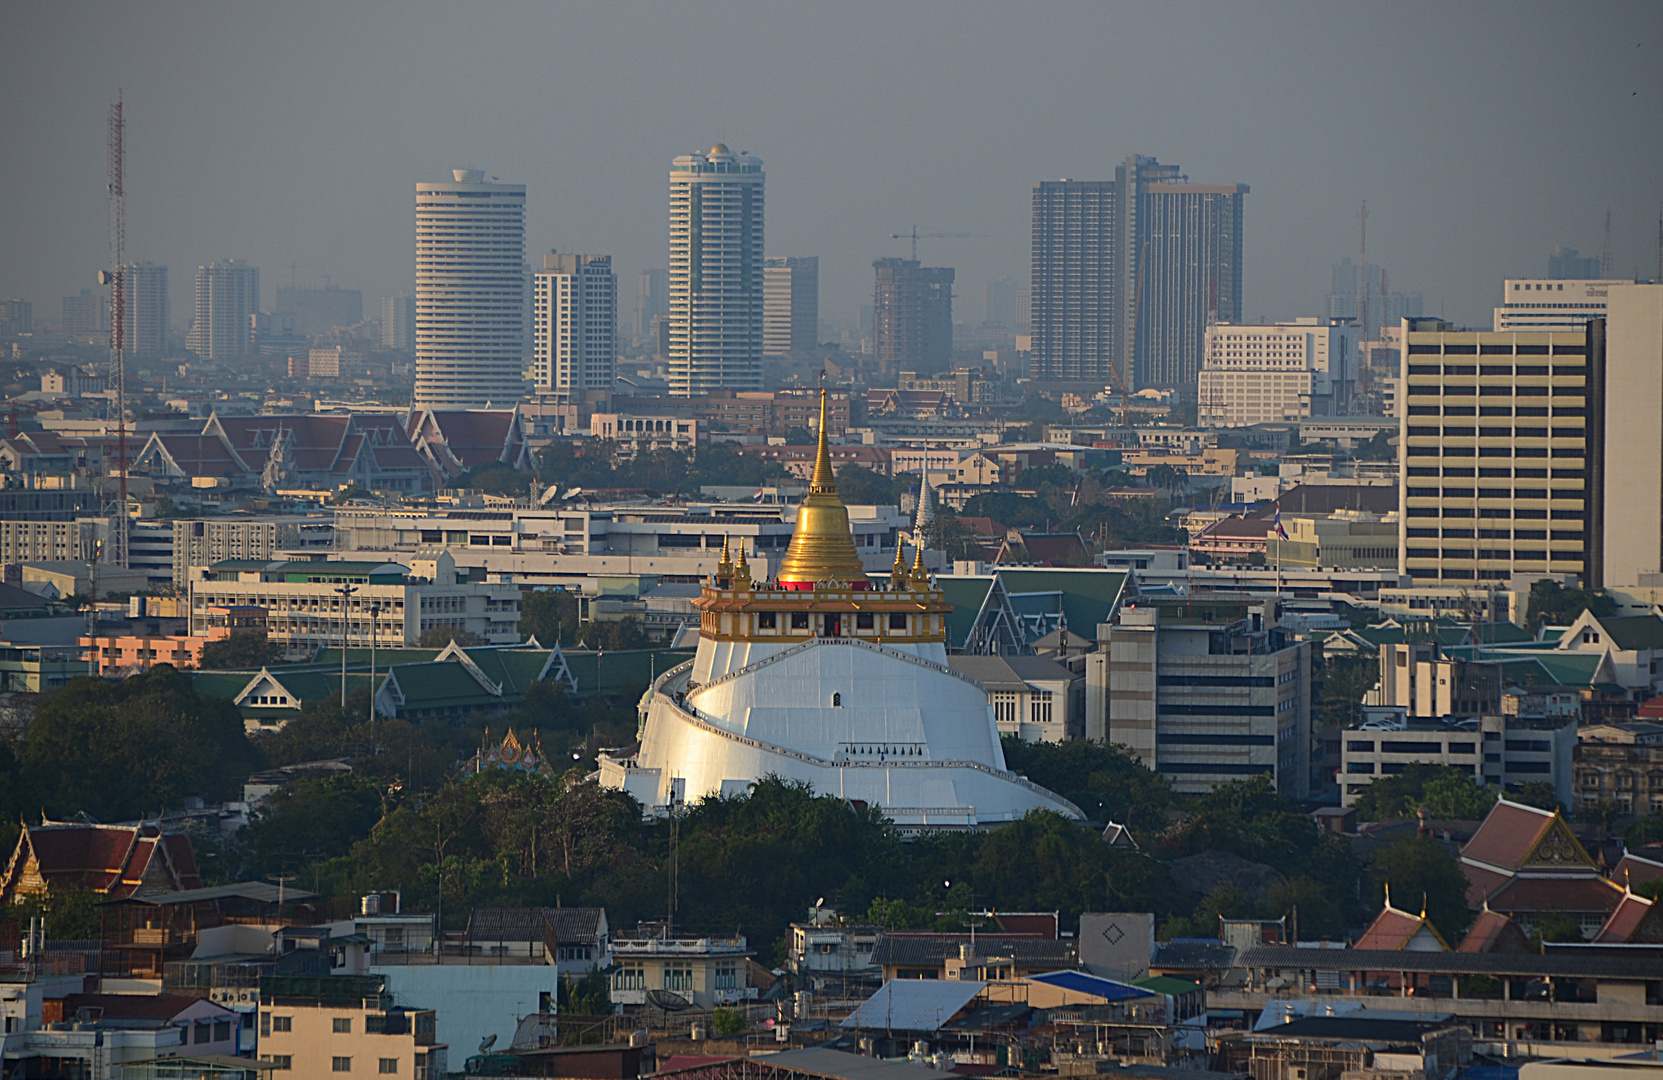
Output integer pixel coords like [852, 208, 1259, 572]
[1601, 209, 1614, 278]
[101, 97, 129, 568]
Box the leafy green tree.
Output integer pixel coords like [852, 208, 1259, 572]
[1511, 781, 1562, 814]
[1369, 836, 1473, 941]
[1529, 912, 1583, 946]
[998, 736, 1171, 832]
[1622, 814, 1663, 847]
[1352, 764, 1497, 821]
[241, 775, 388, 877]
[1319, 656, 1377, 731]
[1164, 883, 1253, 938]
[198, 629, 282, 670]
[416, 625, 486, 648]
[971, 811, 1174, 925]
[520, 590, 580, 646]
[455, 464, 535, 496]
[710, 1007, 746, 1037]
[1261, 876, 1344, 941]
[562, 969, 613, 1017]
[23, 667, 258, 821]
[1525, 579, 1617, 632]
[13, 885, 103, 941]
[833, 466, 903, 507]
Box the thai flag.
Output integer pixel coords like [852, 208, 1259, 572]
[752, 487, 765, 503]
[1273, 511, 1289, 541]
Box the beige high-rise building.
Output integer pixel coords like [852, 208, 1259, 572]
[415, 169, 527, 407]
[763, 256, 817, 357]
[1597, 284, 1663, 590]
[668, 145, 764, 396]
[186, 260, 258, 360]
[1398, 319, 1593, 586]
[123, 262, 168, 358]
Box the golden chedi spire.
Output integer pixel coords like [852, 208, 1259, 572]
[733, 540, 752, 589]
[892, 541, 910, 589]
[910, 542, 930, 589]
[775, 384, 869, 590]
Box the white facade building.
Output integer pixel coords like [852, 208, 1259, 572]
[186, 260, 258, 361]
[532, 253, 616, 401]
[1493, 279, 1630, 332]
[1598, 283, 1663, 591]
[415, 169, 527, 407]
[668, 145, 764, 396]
[1197, 318, 1351, 427]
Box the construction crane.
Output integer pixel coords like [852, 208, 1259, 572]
[889, 226, 986, 262]
[96, 96, 129, 569]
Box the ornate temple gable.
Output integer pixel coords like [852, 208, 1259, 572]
[1521, 815, 1597, 871]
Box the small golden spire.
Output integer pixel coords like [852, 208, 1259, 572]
[911, 543, 929, 589]
[734, 542, 751, 589]
[892, 542, 909, 589]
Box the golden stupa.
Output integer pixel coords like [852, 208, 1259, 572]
[774, 388, 870, 590]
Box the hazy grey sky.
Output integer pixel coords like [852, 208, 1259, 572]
[3, 2, 1660, 334]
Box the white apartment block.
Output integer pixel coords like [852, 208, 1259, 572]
[0, 518, 108, 565]
[668, 145, 764, 396]
[186, 261, 258, 361]
[188, 552, 520, 651]
[1494, 278, 1629, 332]
[589, 413, 699, 457]
[532, 253, 616, 401]
[123, 262, 168, 359]
[381, 294, 416, 351]
[1399, 322, 1591, 585]
[415, 170, 527, 408]
[1198, 318, 1351, 427]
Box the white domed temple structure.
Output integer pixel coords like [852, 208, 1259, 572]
[598, 392, 1082, 828]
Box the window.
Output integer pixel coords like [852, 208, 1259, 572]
[991, 693, 1018, 725]
[215, 1021, 231, 1041]
[831, 692, 842, 707]
[380, 1060, 400, 1075]
[195, 1022, 212, 1043]
[334, 1057, 353, 1072]
[790, 611, 809, 630]
[714, 966, 738, 991]
[855, 612, 874, 630]
[615, 964, 645, 990]
[263, 1057, 293, 1071]
[889, 613, 908, 630]
[1346, 741, 1375, 752]
[1346, 762, 1375, 774]
[261, 1012, 272, 1037]
[273, 1015, 293, 1032]
[334, 1017, 353, 1033]
[756, 611, 776, 629]
[665, 967, 693, 992]
[1030, 691, 1054, 725]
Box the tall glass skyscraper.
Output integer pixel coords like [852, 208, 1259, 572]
[414, 169, 526, 407]
[668, 145, 764, 396]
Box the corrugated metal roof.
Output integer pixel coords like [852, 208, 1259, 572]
[839, 980, 986, 1031]
[1239, 944, 1663, 978]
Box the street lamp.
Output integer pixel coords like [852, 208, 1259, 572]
[368, 604, 381, 731]
[335, 582, 359, 708]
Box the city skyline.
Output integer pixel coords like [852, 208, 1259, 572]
[2, 4, 1658, 340]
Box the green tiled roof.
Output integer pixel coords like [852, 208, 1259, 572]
[1131, 975, 1202, 997]
[386, 662, 502, 711]
[938, 577, 995, 650]
[1599, 615, 1663, 652]
[991, 568, 1126, 636]
[559, 649, 693, 696]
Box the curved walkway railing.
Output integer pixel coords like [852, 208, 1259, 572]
[686, 636, 989, 705]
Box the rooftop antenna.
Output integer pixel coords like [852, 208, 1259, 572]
[1601, 209, 1614, 278]
[98, 96, 129, 569]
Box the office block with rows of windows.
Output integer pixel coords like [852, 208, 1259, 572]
[1398, 321, 1594, 585]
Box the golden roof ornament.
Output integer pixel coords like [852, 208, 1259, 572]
[775, 381, 869, 591]
[910, 543, 929, 590]
[892, 542, 909, 589]
[733, 542, 752, 590]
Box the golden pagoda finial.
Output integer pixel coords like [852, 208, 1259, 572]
[1383, 882, 1392, 909]
[1420, 893, 1427, 919]
[911, 542, 929, 589]
[807, 379, 836, 497]
[892, 542, 909, 589]
[719, 535, 731, 570]
[775, 378, 868, 591]
[734, 541, 751, 590]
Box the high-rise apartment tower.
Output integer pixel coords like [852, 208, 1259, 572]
[1030, 156, 1246, 390]
[873, 258, 954, 373]
[186, 260, 258, 361]
[381, 295, 416, 352]
[532, 252, 617, 402]
[668, 145, 764, 396]
[414, 169, 527, 407]
[124, 263, 168, 359]
[763, 256, 818, 357]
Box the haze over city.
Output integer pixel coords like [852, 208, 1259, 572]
[3, 2, 1660, 328]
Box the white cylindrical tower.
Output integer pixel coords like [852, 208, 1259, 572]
[415, 169, 527, 407]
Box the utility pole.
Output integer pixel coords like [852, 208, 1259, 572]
[336, 582, 359, 707]
[368, 604, 380, 736]
[1602, 209, 1614, 279]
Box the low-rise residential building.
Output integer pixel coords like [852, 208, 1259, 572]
[461, 907, 610, 978]
[1263, 510, 1399, 571]
[0, 992, 244, 1079]
[1575, 720, 1663, 816]
[171, 516, 334, 588]
[258, 975, 445, 1079]
[947, 653, 1082, 743]
[787, 920, 881, 989]
[0, 516, 110, 565]
[1551, 610, 1663, 702]
[1091, 602, 1313, 797]
[187, 552, 520, 651]
[589, 412, 701, 456]
[608, 934, 753, 1009]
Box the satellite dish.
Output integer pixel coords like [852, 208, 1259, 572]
[478, 1034, 497, 1053]
[645, 989, 691, 1012]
